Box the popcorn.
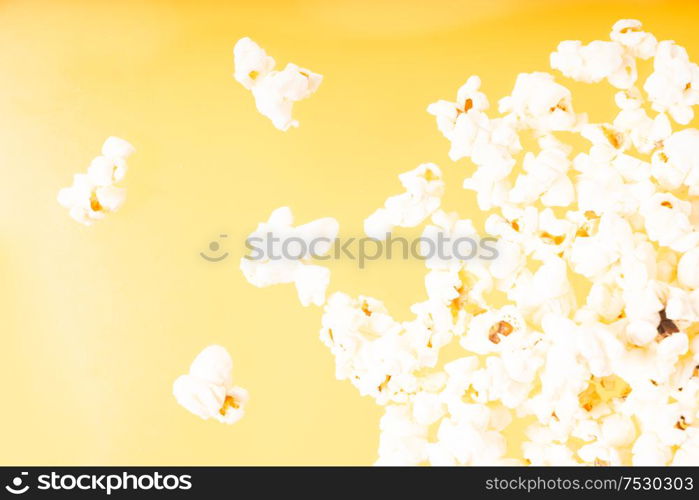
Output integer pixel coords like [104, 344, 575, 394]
[678, 247, 699, 289]
[242, 19, 699, 466]
[640, 193, 699, 252]
[375, 405, 428, 465]
[172, 345, 249, 424]
[240, 206, 338, 306]
[610, 20, 657, 59]
[57, 137, 134, 225]
[233, 37, 322, 130]
[551, 40, 636, 89]
[364, 164, 444, 239]
[644, 41, 699, 125]
[652, 129, 699, 193]
[498, 72, 583, 132]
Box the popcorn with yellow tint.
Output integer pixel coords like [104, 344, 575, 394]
[240, 206, 339, 307]
[57, 137, 134, 225]
[364, 163, 444, 240]
[242, 19, 699, 465]
[173, 345, 249, 425]
[234, 37, 322, 131]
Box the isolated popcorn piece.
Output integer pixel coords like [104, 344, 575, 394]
[240, 206, 338, 306]
[644, 41, 699, 125]
[233, 37, 322, 130]
[172, 345, 249, 424]
[364, 163, 444, 240]
[57, 136, 134, 225]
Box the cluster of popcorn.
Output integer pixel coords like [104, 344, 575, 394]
[57, 137, 135, 225]
[233, 37, 322, 131]
[173, 345, 249, 425]
[240, 20, 699, 464]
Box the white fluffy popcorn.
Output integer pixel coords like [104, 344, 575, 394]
[57, 137, 134, 225]
[364, 163, 444, 239]
[242, 19, 699, 466]
[240, 206, 338, 306]
[173, 345, 249, 424]
[234, 37, 322, 131]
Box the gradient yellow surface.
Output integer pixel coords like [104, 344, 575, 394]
[1, 0, 698, 465]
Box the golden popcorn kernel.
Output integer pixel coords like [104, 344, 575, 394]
[488, 321, 514, 344]
[676, 416, 689, 430]
[248, 70, 259, 80]
[660, 201, 673, 209]
[462, 386, 479, 402]
[578, 382, 602, 412]
[540, 231, 565, 245]
[510, 220, 520, 232]
[378, 375, 391, 392]
[693, 365, 699, 378]
[361, 301, 373, 316]
[89, 195, 102, 212]
[658, 151, 669, 162]
[620, 26, 641, 33]
[576, 227, 590, 238]
[218, 395, 240, 416]
[602, 125, 624, 149]
[598, 375, 632, 401]
[423, 168, 439, 182]
[550, 100, 568, 113]
[460, 98, 474, 114]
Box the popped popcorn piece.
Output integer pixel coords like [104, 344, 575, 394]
[240, 206, 338, 306]
[498, 72, 584, 132]
[644, 41, 699, 125]
[234, 37, 322, 130]
[375, 405, 428, 466]
[610, 20, 658, 60]
[364, 163, 444, 239]
[551, 40, 637, 89]
[172, 345, 249, 424]
[57, 137, 134, 225]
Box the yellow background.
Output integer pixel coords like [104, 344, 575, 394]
[1, 0, 698, 465]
